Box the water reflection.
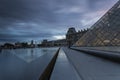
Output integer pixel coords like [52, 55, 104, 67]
[0, 48, 59, 63]
[13, 48, 59, 63]
[31, 48, 33, 57]
[0, 47, 59, 80]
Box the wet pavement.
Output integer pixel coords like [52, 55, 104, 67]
[72, 47, 120, 52]
[63, 47, 120, 80]
[51, 49, 81, 80]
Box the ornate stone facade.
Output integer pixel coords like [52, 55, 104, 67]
[66, 27, 88, 47]
[40, 27, 88, 47]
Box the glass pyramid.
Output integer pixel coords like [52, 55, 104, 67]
[76, 0, 120, 46]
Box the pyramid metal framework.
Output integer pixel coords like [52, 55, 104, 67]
[76, 0, 120, 46]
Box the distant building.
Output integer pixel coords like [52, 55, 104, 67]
[48, 39, 67, 46]
[66, 27, 77, 47]
[30, 40, 35, 48]
[15, 42, 30, 48]
[40, 39, 67, 47]
[41, 39, 49, 47]
[2, 43, 14, 49]
[15, 42, 22, 48]
[66, 27, 88, 47]
[40, 27, 88, 47]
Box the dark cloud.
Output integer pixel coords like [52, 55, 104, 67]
[0, 0, 118, 44]
[88, 0, 118, 11]
[0, 0, 57, 23]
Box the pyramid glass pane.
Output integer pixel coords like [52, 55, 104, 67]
[76, 0, 120, 46]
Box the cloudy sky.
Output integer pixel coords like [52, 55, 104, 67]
[0, 0, 118, 44]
